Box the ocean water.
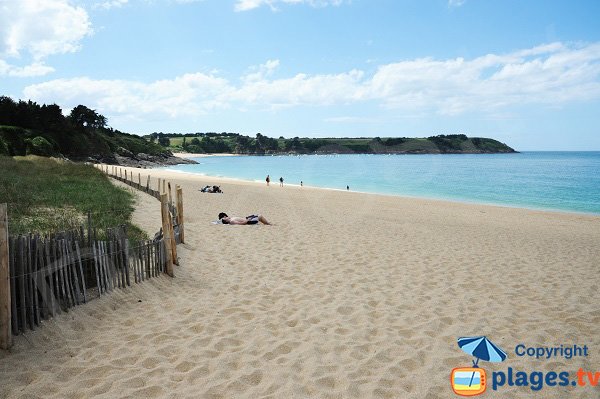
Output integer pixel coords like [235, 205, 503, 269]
[163, 152, 600, 215]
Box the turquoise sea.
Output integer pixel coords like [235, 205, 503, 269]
[163, 152, 600, 215]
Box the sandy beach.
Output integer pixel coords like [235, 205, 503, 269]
[1, 166, 599, 398]
[172, 152, 238, 159]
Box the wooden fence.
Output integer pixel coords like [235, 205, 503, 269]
[7, 225, 165, 335]
[97, 165, 185, 247]
[0, 166, 186, 348]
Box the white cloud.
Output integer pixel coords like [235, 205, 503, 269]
[242, 59, 280, 82]
[448, 0, 466, 7]
[0, 60, 55, 77]
[232, 69, 364, 108]
[22, 42, 600, 124]
[0, 0, 92, 59]
[0, 0, 91, 78]
[235, 0, 345, 12]
[93, 0, 129, 10]
[23, 73, 232, 120]
[365, 42, 600, 114]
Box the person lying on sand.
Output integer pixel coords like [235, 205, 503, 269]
[200, 185, 223, 193]
[218, 212, 271, 225]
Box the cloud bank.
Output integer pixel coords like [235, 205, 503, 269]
[23, 42, 600, 122]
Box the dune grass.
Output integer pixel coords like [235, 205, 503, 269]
[0, 155, 146, 240]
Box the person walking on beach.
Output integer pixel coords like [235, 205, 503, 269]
[300, 181, 303, 187]
[279, 177, 284, 187]
[266, 175, 270, 186]
[347, 185, 350, 191]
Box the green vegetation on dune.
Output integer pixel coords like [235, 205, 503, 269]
[0, 155, 146, 240]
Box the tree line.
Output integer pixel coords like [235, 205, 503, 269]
[0, 96, 166, 158]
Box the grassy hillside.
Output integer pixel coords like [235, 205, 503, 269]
[0, 155, 146, 240]
[158, 132, 516, 154]
[0, 125, 168, 161]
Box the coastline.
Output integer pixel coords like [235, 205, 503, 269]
[160, 163, 600, 218]
[173, 152, 237, 159]
[2, 165, 598, 398]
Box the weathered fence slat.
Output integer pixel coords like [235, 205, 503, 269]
[32, 237, 41, 325]
[123, 235, 130, 287]
[75, 241, 86, 303]
[116, 233, 124, 289]
[35, 240, 45, 321]
[101, 241, 111, 292]
[9, 237, 18, 337]
[17, 237, 26, 333]
[0, 204, 11, 348]
[92, 241, 102, 295]
[117, 231, 126, 288]
[67, 242, 81, 306]
[59, 240, 71, 309]
[46, 240, 59, 316]
[37, 240, 49, 320]
[108, 236, 118, 289]
[63, 240, 75, 306]
[98, 241, 107, 294]
[25, 236, 35, 330]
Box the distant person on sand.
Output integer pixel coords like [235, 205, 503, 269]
[218, 212, 271, 225]
[301, 181, 303, 187]
[266, 175, 270, 186]
[347, 185, 350, 191]
[279, 177, 284, 187]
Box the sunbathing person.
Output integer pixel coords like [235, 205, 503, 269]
[218, 212, 271, 225]
[200, 185, 222, 193]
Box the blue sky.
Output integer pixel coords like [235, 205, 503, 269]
[1, 0, 600, 150]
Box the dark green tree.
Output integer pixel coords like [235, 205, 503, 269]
[69, 105, 107, 129]
[158, 137, 170, 147]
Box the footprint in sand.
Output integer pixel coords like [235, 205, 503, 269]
[175, 360, 196, 373]
[337, 305, 354, 315]
[239, 370, 263, 386]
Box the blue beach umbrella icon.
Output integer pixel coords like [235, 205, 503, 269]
[457, 336, 507, 387]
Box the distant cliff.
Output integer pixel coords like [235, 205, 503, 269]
[363, 135, 517, 154]
[159, 132, 517, 155]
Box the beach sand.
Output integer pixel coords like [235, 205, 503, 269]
[1, 166, 599, 398]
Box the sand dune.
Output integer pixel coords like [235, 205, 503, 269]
[1, 166, 599, 398]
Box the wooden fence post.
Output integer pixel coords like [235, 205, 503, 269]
[138, 173, 141, 187]
[146, 175, 150, 192]
[160, 194, 174, 277]
[176, 185, 184, 244]
[168, 182, 172, 206]
[0, 203, 12, 349]
[162, 180, 166, 195]
[157, 178, 161, 193]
